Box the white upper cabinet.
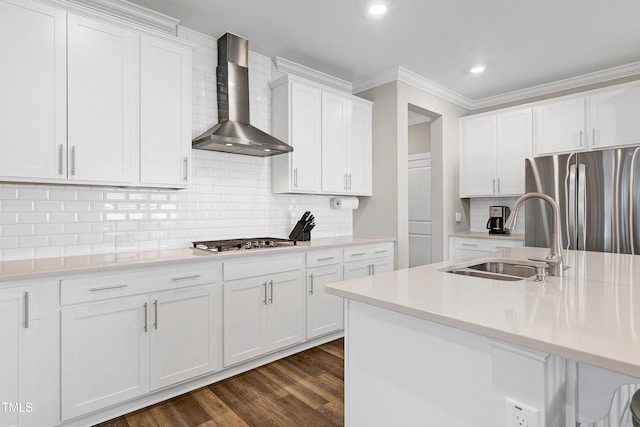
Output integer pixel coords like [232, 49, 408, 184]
[460, 108, 531, 197]
[347, 99, 373, 195]
[272, 76, 373, 195]
[271, 80, 322, 193]
[139, 35, 192, 188]
[533, 97, 585, 155]
[272, 80, 323, 193]
[0, 0, 193, 188]
[0, 0, 66, 182]
[67, 14, 138, 185]
[587, 83, 640, 150]
[320, 91, 349, 193]
[534, 82, 640, 156]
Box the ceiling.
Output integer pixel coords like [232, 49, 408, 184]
[129, 0, 640, 108]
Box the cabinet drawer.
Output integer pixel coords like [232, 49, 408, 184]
[306, 248, 342, 268]
[453, 237, 523, 252]
[223, 253, 304, 281]
[344, 242, 394, 262]
[61, 262, 220, 305]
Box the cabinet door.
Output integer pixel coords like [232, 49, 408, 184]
[460, 115, 496, 196]
[495, 109, 531, 196]
[0, 0, 66, 181]
[223, 278, 268, 367]
[321, 92, 348, 193]
[588, 84, 640, 150]
[149, 285, 222, 390]
[266, 270, 305, 352]
[306, 265, 344, 339]
[371, 257, 394, 275]
[347, 100, 373, 195]
[343, 260, 372, 280]
[67, 14, 138, 184]
[61, 296, 149, 420]
[533, 97, 585, 155]
[0, 290, 27, 427]
[290, 82, 322, 192]
[140, 35, 192, 188]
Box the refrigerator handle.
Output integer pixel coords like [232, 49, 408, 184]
[630, 148, 640, 254]
[568, 164, 576, 250]
[577, 163, 586, 250]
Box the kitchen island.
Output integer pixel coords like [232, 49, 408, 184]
[326, 246, 640, 427]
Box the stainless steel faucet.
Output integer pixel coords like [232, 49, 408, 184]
[505, 192, 564, 277]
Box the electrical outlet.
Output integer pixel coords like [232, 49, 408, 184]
[505, 397, 539, 427]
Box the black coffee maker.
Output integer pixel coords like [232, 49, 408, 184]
[486, 206, 510, 234]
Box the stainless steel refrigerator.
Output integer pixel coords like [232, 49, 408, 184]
[525, 146, 640, 254]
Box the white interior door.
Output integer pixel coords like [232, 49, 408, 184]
[408, 153, 432, 267]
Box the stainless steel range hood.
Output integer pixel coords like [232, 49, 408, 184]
[192, 33, 292, 157]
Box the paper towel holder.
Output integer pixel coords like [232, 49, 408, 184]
[330, 197, 359, 210]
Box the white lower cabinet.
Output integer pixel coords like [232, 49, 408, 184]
[61, 295, 150, 419]
[0, 282, 57, 427]
[223, 270, 305, 367]
[60, 263, 222, 421]
[306, 264, 344, 339]
[343, 243, 394, 280]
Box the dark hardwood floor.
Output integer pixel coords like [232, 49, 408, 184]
[96, 338, 344, 427]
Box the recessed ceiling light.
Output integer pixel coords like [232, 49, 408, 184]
[225, 143, 233, 146]
[470, 65, 486, 74]
[263, 148, 271, 152]
[368, 4, 387, 15]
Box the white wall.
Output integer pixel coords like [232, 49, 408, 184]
[0, 27, 352, 262]
[408, 122, 430, 154]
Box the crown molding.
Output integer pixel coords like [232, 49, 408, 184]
[353, 61, 640, 111]
[40, 0, 180, 34]
[471, 61, 640, 110]
[273, 57, 352, 93]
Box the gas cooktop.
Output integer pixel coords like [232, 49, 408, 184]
[192, 237, 297, 253]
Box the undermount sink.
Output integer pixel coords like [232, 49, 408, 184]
[442, 259, 548, 281]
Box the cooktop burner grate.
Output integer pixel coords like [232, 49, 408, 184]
[192, 237, 297, 252]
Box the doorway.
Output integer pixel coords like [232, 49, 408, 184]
[407, 105, 433, 267]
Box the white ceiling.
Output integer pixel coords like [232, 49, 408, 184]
[129, 0, 640, 108]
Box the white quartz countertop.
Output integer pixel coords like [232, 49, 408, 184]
[0, 236, 395, 282]
[326, 246, 640, 378]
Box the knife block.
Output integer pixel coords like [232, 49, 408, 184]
[289, 220, 311, 241]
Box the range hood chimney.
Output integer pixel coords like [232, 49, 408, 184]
[192, 33, 293, 157]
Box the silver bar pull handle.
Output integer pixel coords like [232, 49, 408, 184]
[351, 252, 366, 257]
[183, 157, 188, 182]
[461, 243, 478, 247]
[568, 163, 577, 250]
[153, 300, 158, 330]
[492, 178, 496, 193]
[630, 148, 639, 254]
[367, 264, 372, 275]
[375, 250, 388, 254]
[579, 130, 584, 147]
[578, 163, 586, 250]
[263, 282, 267, 305]
[309, 274, 314, 295]
[497, 178, 501, 193]
[344, 173, 348, 190]
[171, 274, 201, 281]
[143, 302, 148, 332]
[24, 292, 30, 329]
[89, 284, 128, 292]
[58, 144, 64, 175]
[372, 264, 375, 275]
[348, 173, 352, 190]
[592, 128, 596, 147]
[269, 280, 274, 304]
[293, 168, 298, 187]
[71, 146, 76, 176]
